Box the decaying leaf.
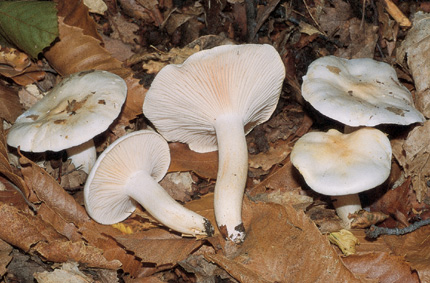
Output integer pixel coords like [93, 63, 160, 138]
[0, 47, 30, 71]
[206, 199, 363, 282]
[342, 252, 420, 283]
[33, 262, 94, 283]
[400, 121, 430, 202]
[0, 239, 12, 277]
[0, 84, 24, 123]
[350, 210, 389, 229]
[384, 225, 430, 282]
[328, 229, 359, 256]
[168, 142, 218, 179]
[115, 229, 203, 272]
[397, 11, 430, 117]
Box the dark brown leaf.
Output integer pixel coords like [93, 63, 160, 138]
[0, 84, 24, 123]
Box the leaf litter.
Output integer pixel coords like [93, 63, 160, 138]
[1, 0, 430, 281]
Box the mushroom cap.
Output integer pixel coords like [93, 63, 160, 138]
[290, 128, 392, 196]
[84, 130, 170, 224]
[142, 44, 285, 153]
[7, 70, 127, 152]
[301, 56, 425, 127]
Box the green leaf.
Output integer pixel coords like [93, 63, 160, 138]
[0, 1, 58, 58]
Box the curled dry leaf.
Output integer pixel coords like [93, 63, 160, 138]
[206, 199, 363, 282]
[0, 47, 30, 71]
[19, 154, 91, 225]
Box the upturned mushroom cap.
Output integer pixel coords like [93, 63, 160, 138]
[84, 130, 213, 236]
[142, 44, 285, 153]
[301, 56, 425, 127]
[7, 70, 127, 152]
[290, 128, 392, 196]
[84, 130, 170, 224]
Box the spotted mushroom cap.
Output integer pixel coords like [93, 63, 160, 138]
[7, 70, 127, 152]
[142, 44, 285, 153]
[301, 56, 425, 127]
[291, 128, 392, 196]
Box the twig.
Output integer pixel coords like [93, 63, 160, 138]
[302, 0, 328, 37]
[382, 0, 411, 28]
[366, 218, 430, 239]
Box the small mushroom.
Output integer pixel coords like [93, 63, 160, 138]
[301, 56, 425, 127]
[290, 128, 392, 227]
[142, 44, 285, 243]
[84, 130, 214, 236]
[7, 70, 127, 173]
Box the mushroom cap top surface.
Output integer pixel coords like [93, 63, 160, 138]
[84, 130, 170, 225]
[142, 44, 286, 153]
[7, 70, 127, 152]
[290, 128, 392, 196]
[301, 56, 425, 127]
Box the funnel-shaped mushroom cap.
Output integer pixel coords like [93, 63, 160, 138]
[291, 128, 392, 196]
[7, 70, 127, 152]
[142, 44, 286, 153]
[302, 56, 425, 127]
[84, 130, 169, 224]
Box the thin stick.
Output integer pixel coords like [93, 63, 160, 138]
[382, 0, 411, 28]
[366, 218, 430, 238]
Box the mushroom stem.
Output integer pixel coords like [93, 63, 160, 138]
[214, 114, 248, 243]
[126, 171, 213, 236]
[331, 194, 362, 228]
[66, 139, 97, 174]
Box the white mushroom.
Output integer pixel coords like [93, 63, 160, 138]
[7, 70, 127, 173]
[291, 128, 392, 227]
[142, 44, 285, 243]
[84, 130, 213, 236]
[301, 56, 425, 127]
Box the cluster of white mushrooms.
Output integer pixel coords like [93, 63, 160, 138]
[291, 56, 425, 227]
[8, 45, 422, 243]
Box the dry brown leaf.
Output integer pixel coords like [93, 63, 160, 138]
[78, 221, 144, 277]
[35, 240, 121, 270]
[115, 229, 203, 270]
[206, 199, 364, 282]
[400, 121, 430, 202]
[0, 202, 59, 252]
[0, 239, 12, 277]
[383, 225, 430, 282]
[248, 139, 292, 171]
[19, 154, 91, 225]
[0, 84, 24, 123]
[247, 157, 301, 196]
[397, 11, 430, 117]
[168, 142, 218, 179]
[56, 0, 102, 41]
[342, 252, 419, 283]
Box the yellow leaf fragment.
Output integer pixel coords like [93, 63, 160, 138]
[328, 229, 359, 256]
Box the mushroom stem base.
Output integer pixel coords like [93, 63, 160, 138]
[66, 139, 97, 174]
[331, 194, 362, 229]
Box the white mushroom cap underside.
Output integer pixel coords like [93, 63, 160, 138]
[7, 70, 127, 152]
[302, 56, 425, 127]
[291, 128, 392, 195]
[142, 44, 286, 153]
[84, 130, 170, 224]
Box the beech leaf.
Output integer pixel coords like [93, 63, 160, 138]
[0, 1, 58, 58]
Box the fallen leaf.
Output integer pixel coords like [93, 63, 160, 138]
[397, 11, 430, 117]
[342, 252, 420, 283]
[206, 199, 363, 282]
[33, 262, 94, 283]
[328, 229, 359, 256]
[383, 225, 430, 282]
[19, 154, 91, 225]
[168, 142, 218, 179]
[0, 239, 12, 277]
[115, 229, 203, 271]
[0, 84, 24, 123]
